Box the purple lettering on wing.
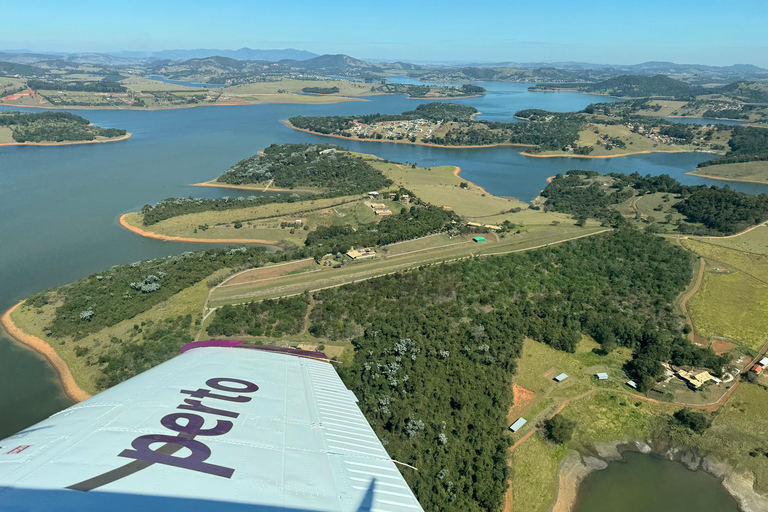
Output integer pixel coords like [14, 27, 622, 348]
[206, 378, 259, 393]
[118, 435, 235, 478]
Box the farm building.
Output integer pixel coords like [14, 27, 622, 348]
[509, 418, 527, 433]
[554, 373, 568, 382]
[626, 380, 638, 389]
[677, 369, 714, 389]
[473, 236, 486, 243]
[369, 203, 387, 210]
[596, 372, 609, 380]
[752, 364, 764, 374]
[760, 357, 768, 367]
[375, 209, 392, 216]
[346, 247, 376, 260]
[467, 222, 483, 228]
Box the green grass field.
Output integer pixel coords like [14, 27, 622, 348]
[682, 238, 768, 352]
[699, 225, 768, 255]
[611, 191, 688, 232]
[689, 161, 768, 184]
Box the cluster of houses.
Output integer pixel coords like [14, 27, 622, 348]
[751, 356, 768, 375]
[625, 122, 680, 145]
[350, 118, 440, 140]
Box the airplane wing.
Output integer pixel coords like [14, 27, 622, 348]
[0, 340, 424, 512]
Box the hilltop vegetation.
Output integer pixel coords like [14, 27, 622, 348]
[531, 74, 705, 99]
[540, 170, 768, 235]
[27, 79, 127, 93]
[0, 111, 126, 143]
[698, 125, 768, 169]
[142, 144, 395, 225]
[216, 143, 393, 193]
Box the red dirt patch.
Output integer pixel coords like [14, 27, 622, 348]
[512, 384, 536, 411]
[712, 338, 737, 356]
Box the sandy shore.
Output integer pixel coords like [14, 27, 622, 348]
[1, 302, 91, 403]
[283, 120, 531, 150]
[190, 180, 319, 194]
[520, 148, 702, 159]
[118, 214, 282, 246]
[0, 132, 132, 147]
[685, 170, 768, 185]
[452, 165, 493, 196]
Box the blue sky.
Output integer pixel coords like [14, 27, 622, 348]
[2, 0, 767, 66]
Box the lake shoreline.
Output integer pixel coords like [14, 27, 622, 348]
[190, 180, 320, 194]
[520, 148, 707, 159]
[283, 120, 532, 149]
[685, 170, 768, 185]
[118, 213, 283, 246]
[552, 438, 768, 512]
[1, 302, 91, 403]
[0, 132, 133, 147]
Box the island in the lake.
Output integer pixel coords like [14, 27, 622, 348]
[0, 111, 130, 146]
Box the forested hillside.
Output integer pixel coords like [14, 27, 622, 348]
[541, 171, 768, 235]
[216, 143, 392, 193]
[531, 75, 704, 99]
[203, 229, 720, 511]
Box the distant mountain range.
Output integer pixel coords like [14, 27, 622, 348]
[111, 48, 319, 62]
[0, 48, 765, 85]
[0, 48, 319, 66]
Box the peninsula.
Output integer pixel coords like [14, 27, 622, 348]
[286, 101, 733, 158]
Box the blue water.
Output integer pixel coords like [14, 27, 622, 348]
[1, 85, 766, 438]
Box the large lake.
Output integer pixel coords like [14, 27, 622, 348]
[0, 83, 762, 507]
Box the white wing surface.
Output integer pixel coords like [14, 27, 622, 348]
[0, 342, 424, 512]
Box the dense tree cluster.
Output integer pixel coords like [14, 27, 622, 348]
[674, 186, 768, 234]
[216, 143, 393, 194]
[544, 415, 577, 444]
[541, 171, 768, 235]
[301, 86, 339, 94]
[673, 408, 711, 433]
[304, 205, 459, 255]
[0, 111, 126, 143]
[207, 294, 310, 337]
[27, 79, 127, 93]
[31, 246, 305, 339]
